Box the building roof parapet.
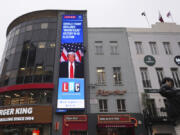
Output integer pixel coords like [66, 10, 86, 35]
[127, 22, 180, 33]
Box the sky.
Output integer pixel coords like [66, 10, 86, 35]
[0, 0, 179, 60]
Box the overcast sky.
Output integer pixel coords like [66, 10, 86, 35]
[0, 0, 179, 60]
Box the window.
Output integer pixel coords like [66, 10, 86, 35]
[97, 67, 106, 84]
[117, 99, 126, 112]
[38, 42, 46, 48]
[49, 43, 55, 48]
[147, 99, 157, 117]
[26, 25, 32, 31]
[113, 67, 122, 85]
[156, 68, 164, 86]
[110, 41, 118, 55]
[0, 90, 52, 106]
[15, 29, 20, 36]
[171, 68, 180, 88]
[135, 41, 143, 54]
[149, 42, 158, 55]
[95, 41, 103, 55]
[163, 42, 172, 55]
[99, 99, 108, 112]
[140, 68, 151, 88]
[41, 23, 48, 29]
[178, 42, 180, 49]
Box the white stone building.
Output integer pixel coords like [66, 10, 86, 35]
[127, 23, 180, 135]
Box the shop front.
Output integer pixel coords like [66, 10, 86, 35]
[97, 115, 136, 135]
[63, 115, 88, 135]
[0, 105, 52, 135]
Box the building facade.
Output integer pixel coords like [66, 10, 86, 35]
[2, 10, 179, 135]
[127, 23, 180, 135]
[0, 10, 88, 135]
[87, 28, 146, 135]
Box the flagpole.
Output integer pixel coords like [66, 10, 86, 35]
[170, 13, 175, 23]
[145, 15, 150, 27]
[141, 12, 151, 27]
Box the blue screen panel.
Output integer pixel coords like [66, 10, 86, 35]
[61, 15, 83, 44]
[57, 78, 84, 109]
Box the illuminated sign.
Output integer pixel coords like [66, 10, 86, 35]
[98, 115, 131, 124]
[57, 78, 84, 109]
[64, 115, 87, 122]
[0, 105, 52, 125]
[61, 15, 83, 44]
[58, 14, 85, 110]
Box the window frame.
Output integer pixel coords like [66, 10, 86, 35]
[95, 41, 103, 55]
[99, 99, 108, 112]
[156, 68, 164, 86]
[110, 41, 119, 55]
[117, 99, 126, 112]
[171, 68, 180, 88]
[163, 42, 172, 55]
[97, 67, 106, 85]
[149, 42, 158, 55]
[135, 41, 143, 54]
[113, 67, 122, 85]
[140, 67, 152, 88]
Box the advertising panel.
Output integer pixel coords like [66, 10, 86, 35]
[57, 15, 84, 109]
[0, 105, 52, 125]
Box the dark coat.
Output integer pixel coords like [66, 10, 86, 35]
[59, 62, 84, 78]
[160, 84, 180, 119]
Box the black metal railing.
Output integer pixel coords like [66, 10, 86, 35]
[143, 107, 173, 125]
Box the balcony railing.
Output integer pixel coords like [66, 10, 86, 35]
[143, 107, 173, 125]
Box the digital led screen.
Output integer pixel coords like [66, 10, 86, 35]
[61, 15, 83, 44]
[57, 78, 84, 109]
[57, 14, 84, 110]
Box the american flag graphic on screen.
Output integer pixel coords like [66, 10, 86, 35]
[60, 44, 84, 63]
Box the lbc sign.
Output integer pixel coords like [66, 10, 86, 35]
[57, 78, 84, 109]
[62, 82, 80, 92]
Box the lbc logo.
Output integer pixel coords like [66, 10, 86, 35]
[62, 82, 80, 92]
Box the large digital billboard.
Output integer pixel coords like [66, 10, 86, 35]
[57, 15, 84, 109]
[61, 15, 83, 44]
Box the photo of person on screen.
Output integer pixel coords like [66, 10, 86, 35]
[59, 50, 84, 78]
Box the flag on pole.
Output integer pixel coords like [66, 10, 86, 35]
[159, 12, 164, 23]
[167, 11, 171, 18]
[141, 12, 146, 16]
[166, 11, 174, 22]
[141, 11, 150, 27]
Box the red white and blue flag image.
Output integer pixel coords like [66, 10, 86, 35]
[60, 44, 84, 63]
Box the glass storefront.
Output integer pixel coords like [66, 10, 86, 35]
[0, 124, 50, 135]
[0, 90, 52, 106]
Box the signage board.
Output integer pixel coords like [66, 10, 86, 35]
[0, 105, 52, 125]
[174, 56, 180, 66]
[98, 115, 131, 124]
[58, 14, 85, 110]
[144, 55, 156, 66]
[64, 115, 87, 122]
[57, 78, 84, 109]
